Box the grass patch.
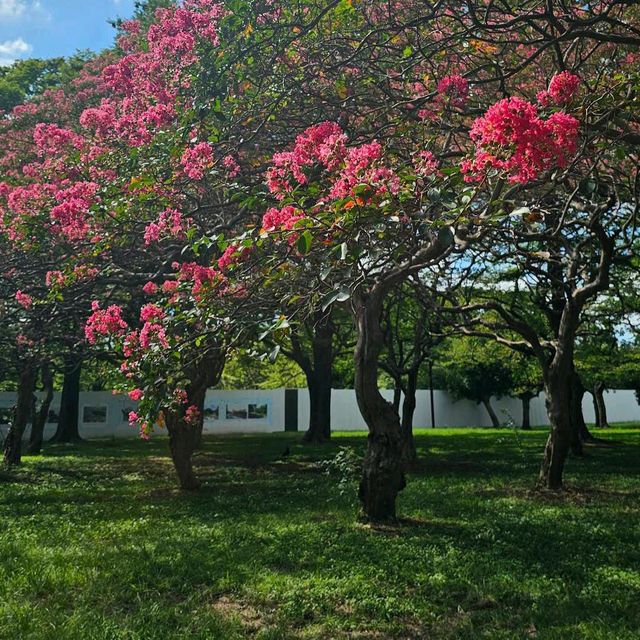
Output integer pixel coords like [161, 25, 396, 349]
[1, 425, 639, 639]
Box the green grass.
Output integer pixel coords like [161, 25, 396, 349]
[1, 425, 639, 639]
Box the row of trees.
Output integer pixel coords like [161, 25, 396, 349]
[1, 0, 639, 522]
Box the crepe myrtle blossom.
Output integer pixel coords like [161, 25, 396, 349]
[128, 389, 144, 401]
[85, 301, 128, 343]
[181, 142, 214, 180]
[461, 97, 579, 184]
[266, 122, 399, 201]
[537, 72, 581, 107]
[15, 290, 33, 309]
[436, 74, 469, 108]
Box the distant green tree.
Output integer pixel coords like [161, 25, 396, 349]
[440, 337, 514, 428]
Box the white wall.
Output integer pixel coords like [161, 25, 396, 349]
[297, 388, 640, 430]
[1, 388, 638, 440]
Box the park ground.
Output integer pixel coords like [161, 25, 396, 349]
[1, 426, 639, 640]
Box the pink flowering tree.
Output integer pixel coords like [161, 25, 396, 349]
[232, 121, 483, 522]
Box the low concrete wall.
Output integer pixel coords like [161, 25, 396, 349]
[0, 388, 637, 440]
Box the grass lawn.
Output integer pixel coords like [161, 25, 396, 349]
[1, 426, 639, 639]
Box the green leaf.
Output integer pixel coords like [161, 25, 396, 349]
[296, 230, 313, 255]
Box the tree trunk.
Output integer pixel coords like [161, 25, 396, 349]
[354, 295, 406, 523]
[539, 370, 573, 490]
[400, 370, 418, 462]
[569, 372, 585, 456]
[302, 314, 333, 443]
[521, 395, 531, 430]
[392, 383, 401, 414]
[593, 382, 610, 429]
[27, 363, 54, 455]
[482, 397, 500, 428]
[3, 364, 36, 466]
[51, 354, 82, 443]
[167, 409, 203, 491]
[165, 354, 224, 490]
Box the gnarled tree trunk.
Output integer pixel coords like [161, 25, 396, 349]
[3, 364, 36, 467]
[51, 353, 82, 443]
[27, 362, 54, 455]
[354, 294, 406, 523]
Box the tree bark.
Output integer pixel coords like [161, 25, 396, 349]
[539, 368, 573, 490]
[51, 354, 82, 443]
[354, 294, 406, 523]
[165, 354, 224, 490]
[302, 314, 333, 443]
[569, 371, 585, 456]
[482, 397, 501, 428]
[521, 395, 531, 430]
[3, 364, 36, 466]
[400, 369, 418, 462]
[593, 382, 610, 429]
[392, 383, 401, 414]
[27, 363, 54, 455]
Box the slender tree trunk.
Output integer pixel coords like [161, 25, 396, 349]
[3, 364, 36, 466]
[400, 370, 418, 462]
[302, 314, 333, 443]
[569, 372, 585, 456]
[593, 382, 610, 429]
[51, 354, 82, 443]
[166, 355, 224, 490]
[539, 370, 573, 489]
[482, 397, 501, 428]
[521, 395, 531, 430]
[27, 363, 54, 455]
[354, 295, 406, 523]
[392, 383, 401, 414]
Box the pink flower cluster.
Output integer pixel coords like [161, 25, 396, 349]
[329, 141, 400, 199]
[144, 208, 186, 244]
[436, 74, 469, 108]
[266, 122, 399, 201]
[50, 181, 99, 240]
[462, 97, 580, 184]
[128, 388, 144, 401]
[85, 301, 128, 344]
[413, 150, 439, 177]
[266, 121, 347, 197]
[33, 123, 85, 156]
[181, 142, 214, 180]
[139, 321, 169, 349]
[537, 72, 580, 106]
[175, 261, 226, 296]
[184, 404, 201, 426]
[262, 205, 305, 232]
[223, 154, 240, 178]
[217, 243, 251, 271]
[15, 290, 32, 309]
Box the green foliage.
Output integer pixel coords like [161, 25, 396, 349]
[440, 337, 514, 403]
[221, 349, 307, 389]
[1, 428, 639, 639]
[0, 54, 93, 113]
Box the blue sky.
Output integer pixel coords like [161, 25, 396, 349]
[0, 0, 136, 66]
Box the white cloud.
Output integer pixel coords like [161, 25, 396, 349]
[0, 0, 49, 21]
[0, 37, 32, 66]
[0, 0, 27, 19]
